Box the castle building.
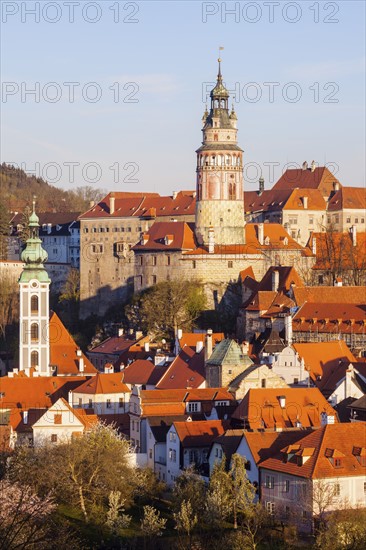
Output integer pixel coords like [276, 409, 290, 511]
[18, 201, 51, 375]
[195, 58, 245, 246]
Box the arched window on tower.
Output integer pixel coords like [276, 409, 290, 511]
[229, 181, 237, 200]
[31, 295, 39, 314]
[214, 133, 218, 142]
[31, 351, 39, 368]
[31, 323, 39, 342]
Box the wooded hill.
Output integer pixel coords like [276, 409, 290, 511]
[0, 163, 105, 214]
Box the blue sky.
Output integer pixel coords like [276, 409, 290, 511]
[1, 0, 365, 195]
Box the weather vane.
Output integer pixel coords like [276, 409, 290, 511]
[218, 46, 224, 62]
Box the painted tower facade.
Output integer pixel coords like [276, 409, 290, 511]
[195, 59, 245, 246]
[19, 201, 51, 375]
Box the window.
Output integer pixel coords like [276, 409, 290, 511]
[152, 275, 157, 285]
[284, 480, 290, 493]
[294, 378, 299, 385]
[78, 398, 82, 406]
[245, 461, 251, 471]
[88, 399, 93, 408]
[355, 218, 359, 223]
[106, 399, 111, 409]
[261, 379, 266, 388]
[136, 423, 139, 432]
[309, 217, 314, 225]
[192, 260, 196, 269]
[51, 434, 58, 443]
[119, 398, 124, 408]
[215, 448, 218, 457]
[31, 295, 38, 314]
[169, 449, 176, 462]
[334, 483, 341, 496]
[334, 458, 342, 468]
[302, 510, 308, 522]
[266, 476, 275, 489]
[228, 261, 233, 268]
[31, 351, 39, 368]
[166, 255, 171, 266]
[152, 256, 157, 266]
[149, 449, 152, 459]
[132, 420, 135, 430]
[362, 218, 365, 224]
[364, 482, 366, 494]
[266, 502, 275, 515]
[346, 217, 351, 223]
[187, 402, 198, 413]
[31, 323, 39, 342]
[169, 431, 176, 442]
[285, 506, 290, 518]
[54, 414, 62, 425]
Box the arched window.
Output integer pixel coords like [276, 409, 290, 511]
[31, 295, 38, 314]
[214, 133, 218, 142]
[31, 323, 39, 342]
[229, 182, 237, 200]
[31, 351, 39, 368]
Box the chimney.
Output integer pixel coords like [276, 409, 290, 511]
[285, 315, 293, 345]
[333, 181, 340, 191]
[144, 342, 150, 352]
[272, 270, 280, 291]
[68, 391, 73, 406]
[89, 200, 95, 208]
[310, 160, 316, 172]
[118, 328, 124, 337]
[345, 364, 353, 399]
[208, 227, 215, 254]
[110, 192, 115, 215]
[196, 341, 204, 354]
[334, 277, 343, 287]
[302, 161, 308, 170]
[241, 341, 249, 355]
[312, 237, 317, 255]
[258, 176, 264, 195]
[205, 329, 213, 361]
[278, 395, 286, 409]
[23, 410, 28, 424]
[104, 363, 114, 374]
[135, 330, 143, 340]
[172, 191, 178, 200]
[302, 196, 308, 209]
[177, 328, 183, 340]
[257, 223, 264, 246]
[79, 357, 84, 372]
[351, 225, 357, 246]
[47, 223, 52, 234]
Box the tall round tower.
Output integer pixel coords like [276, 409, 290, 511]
[19, 199, 51, 375]
[195, 58, 245, 246]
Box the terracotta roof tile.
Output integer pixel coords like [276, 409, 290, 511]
[259, 422, 366, 479]
[133, 221, 196, 251]
[156, 346, 205, 390]
[272, 166, 341, 196]
[122, 360, 165, 386]
[293, 341, 356, 381]
[328, 187, 366, 211]
[173, 420, 227, 447]
[72, 372, 131, 395]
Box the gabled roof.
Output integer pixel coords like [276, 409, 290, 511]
[259, 423, 366, 479]
[33, 398, 98, 430]
[211, 429, 244, 465]
[72, 372, 131, 395]
[292, 303, 366, 335]
[206, 339, 253, 367]
[232, 388, 337, 429]
[122, 360, 165, 386]
[244, 188, 326, 214]
[147, 416, 187, 443]
[79, 191, 196, 220]
[133, 221, 196, 251]
[156, 346, 205, 390]
[272, 166, 341, 196]
[0, 376, 89, 409]
[308, 231, 366, 270]
[49, 312, 97, 375]
[89, 334, 137, 355]
[178, 332, 224, 349]
[173, 420, 228, 447]
[244, 429, 314, 465]
[328, 187, 366, 211]
[292, 341, 357, 381]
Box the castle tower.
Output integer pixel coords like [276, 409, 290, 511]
[195, 58, 245, 246]
[19, 199, 51, 375]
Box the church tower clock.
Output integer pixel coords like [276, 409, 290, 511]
[19, 200, 51, 375]
[195, 58, 245, 246]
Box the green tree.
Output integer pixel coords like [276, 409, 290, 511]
[315, 508, 366, 549]
[0, 201, 9, 260]
[126, 280, 206, 340]
[174, 499, 198, 550]
[172, 466, 206, 517]
[205, 458, 232, 526]
[0, 275, 19, 343]
[141, 505, 167, 549]
[58, 268, 80, 329]
[229, 453, 256, 529]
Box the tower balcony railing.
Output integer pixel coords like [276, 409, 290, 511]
[197, 165, 242, 171]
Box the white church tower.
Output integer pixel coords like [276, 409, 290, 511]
[19, 200, 51, 375]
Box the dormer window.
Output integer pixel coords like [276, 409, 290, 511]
[164, 235, 173, 245]
[334, 458, 343, 468]
[264, 236, 270, 245]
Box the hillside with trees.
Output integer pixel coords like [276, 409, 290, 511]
[0, 163, 106, 214]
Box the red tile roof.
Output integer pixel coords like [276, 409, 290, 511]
[244, 188, 326, 214]
[79, 191, 196, 220]
[49, 312, 97, 375]
[272, 166, 341, 196]
[178, 332, 224, 349]
[173, 420, 228, 447]
[259, 422, 366, 479]
[292, 303, 366, 335]
[71, 372, 131, 395]
[0, 376, 89, 409]
[244, 429, 314, 465]
[122, 360, 165, 386]
[293, 285, 366, 305]
[292, 341, 357, 382]
[156, 346, 205, 390]
[89, 334, 137, 355]
[133, 221, 196, 251]
[328, 187, 366, 211]
[308, 231, 366, 270]
[232, 388, 337, 429]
